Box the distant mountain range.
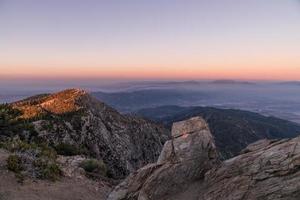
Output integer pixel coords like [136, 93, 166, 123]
[91, 81, 300, 124]
[135, 105, 300, 159]
[279, 81, 300, 86]
[210, 79, 255, 85]
[92, 89, 211, 112]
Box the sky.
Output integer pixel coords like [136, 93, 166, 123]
[0, 0, 300, 81]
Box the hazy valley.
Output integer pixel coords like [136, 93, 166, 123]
[2, 81, 300, 124]
[92, 81, 300, 124]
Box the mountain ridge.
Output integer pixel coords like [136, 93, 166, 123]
[1, 89, 170, 179]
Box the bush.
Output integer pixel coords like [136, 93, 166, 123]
[34, 145, 61, 181]
[1, 138, 37, 152]
[80, 159, 107, 176]
[54, 143, 81, 156]
[38, 144, 57, 160]
[34, 158, 62, 181]
[40, 163, 62, 181]
[4, 139, 62, 181]
[7, 154, 23, 173]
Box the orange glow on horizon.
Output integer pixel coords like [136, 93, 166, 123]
[1, 62, 300, 81]
[1, 46, 300, 81]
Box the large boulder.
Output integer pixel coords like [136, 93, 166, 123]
[197, 137, 300, 200]
[109, 116, 300, 200]
[108, 117, 219, 200]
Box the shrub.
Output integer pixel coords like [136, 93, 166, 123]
[4, 139, 62, 181]
[40, 163, 62, 181]
[2, 138, 37, 152]
[54, 143, 81, 156]
[38, 144, 57, 160]
[34, 158, 62, 181]
[80, 159, 107, 176]
[7, 154, 23, 173]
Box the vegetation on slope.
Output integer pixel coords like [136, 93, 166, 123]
[0, 104, 37, 139]
[2, 138, 62, 182]
[1, 89, 169, 179]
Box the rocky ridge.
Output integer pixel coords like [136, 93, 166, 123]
[12, 89, 87, 119]
[108, 117, 300, 200]
[3, 89, 170, 179]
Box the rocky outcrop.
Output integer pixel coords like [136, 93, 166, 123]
[198, 137, 300, 200]
[108, 117, 219, 200]
[108, 117, 300, 200]
[7, 89, 170, 179]
[56, 155, 86, 179]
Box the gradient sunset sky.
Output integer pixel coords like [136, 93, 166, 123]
[0, 0, 300, 81]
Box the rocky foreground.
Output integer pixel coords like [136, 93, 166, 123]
[0, 148, 112, 200]
[108, 117, 300, 200]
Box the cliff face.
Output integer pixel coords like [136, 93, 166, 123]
[6, 89, 170, 179]
[108, 117, 300, 200]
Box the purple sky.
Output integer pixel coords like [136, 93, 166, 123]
[0, 0, 300, 81]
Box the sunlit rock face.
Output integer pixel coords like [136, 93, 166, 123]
[108, 116, 219, 200]
[108, 117, 300, 200]
[12, 89, 87, 119]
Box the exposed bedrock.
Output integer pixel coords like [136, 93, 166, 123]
[108, 117, 300, 200]
[108, 117, 219, 200]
